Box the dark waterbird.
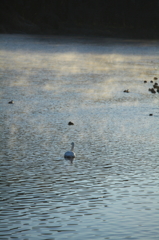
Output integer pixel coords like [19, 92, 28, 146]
[68, 121, 74, 125]
[148, 88, 156, 93]
[153, 83, 158, 88]
[8, 100, 14, 104]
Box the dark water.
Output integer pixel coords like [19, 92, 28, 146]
[0, 34, 159, 239]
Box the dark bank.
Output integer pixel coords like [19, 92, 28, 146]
[1, 0, 159, 39]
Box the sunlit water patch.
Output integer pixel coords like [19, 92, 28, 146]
[0, 34, 159, 240]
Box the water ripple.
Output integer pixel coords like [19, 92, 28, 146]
[0, 34, 159, 240]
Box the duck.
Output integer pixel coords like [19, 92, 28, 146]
[68, 121, 74, 125]
[153, 83, 158, 88]
[64, 142, 76, 159]
[148, 88, 156, 93]
[151, 88, 156, 93]
[154, 77, 158, 80]
[8, 100, 14, 104]
[123, 89, 129, 93]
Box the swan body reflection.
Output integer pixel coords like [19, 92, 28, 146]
[64, 142, 76, 159]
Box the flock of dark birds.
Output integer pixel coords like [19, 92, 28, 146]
[8, 77, 158, 118]
[148, 80, 159, 94]
[123, 76, 158, 116]
[123, 77, 159, 94]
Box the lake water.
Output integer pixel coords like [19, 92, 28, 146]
[0, 34, 159, 240]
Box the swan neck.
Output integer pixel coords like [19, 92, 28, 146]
[71, 143, 74, 152]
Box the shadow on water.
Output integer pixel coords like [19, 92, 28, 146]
[64, 157, 75, 164]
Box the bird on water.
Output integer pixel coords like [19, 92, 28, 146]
[8, 100, 14, 104]
[64, 142, 76, 159]
[68, 121, 74, 125]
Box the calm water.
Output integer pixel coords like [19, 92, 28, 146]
[0, 34, 159, 240]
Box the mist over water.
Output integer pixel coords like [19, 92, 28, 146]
[0, 34, 159, 240]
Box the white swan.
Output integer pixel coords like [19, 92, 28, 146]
[64, 142, 76, 159]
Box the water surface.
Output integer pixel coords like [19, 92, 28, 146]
[0, 34, 159, 240]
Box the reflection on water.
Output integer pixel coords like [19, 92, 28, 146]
[0, 34, 159, 239]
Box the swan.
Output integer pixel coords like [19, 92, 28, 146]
[64, 142, 76, 159]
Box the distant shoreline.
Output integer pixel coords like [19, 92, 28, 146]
[1, 0, 159, 40]
[1, 23, 159, 40]
[58, 26, 159, 40]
